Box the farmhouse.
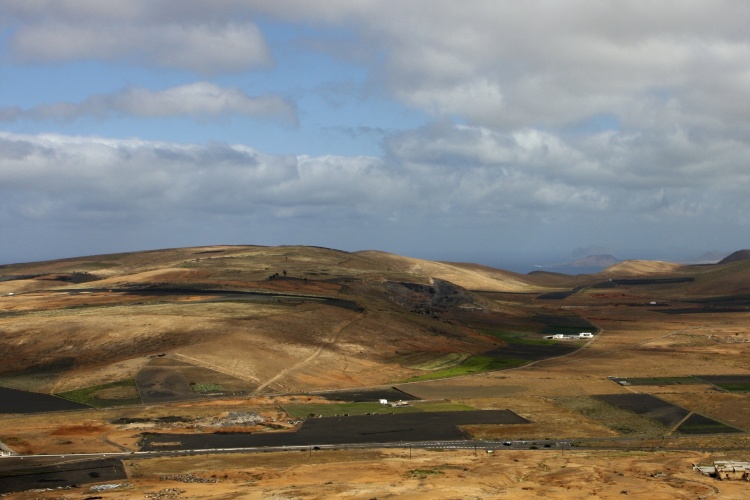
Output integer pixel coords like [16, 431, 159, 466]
[544, 332, 594, 340]
[390, 400, 410, 408]
[694, 461, 750, 480]
[0, 440, 14, 456]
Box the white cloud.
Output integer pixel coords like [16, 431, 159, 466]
[4, 3, 271, 73]
[2, 123, 748, 228]
[249, 1, 750, 137]
[0, 83, 296, 123]
[384, 120, 750, 219]
[399, 79, 504, 124]
[7, 2, 750, 136]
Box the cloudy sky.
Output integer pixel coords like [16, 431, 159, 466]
[2, 1, 749, 270]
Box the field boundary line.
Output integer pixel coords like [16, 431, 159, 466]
[252, 312, 366, 395]
[170, 353, 260, 384]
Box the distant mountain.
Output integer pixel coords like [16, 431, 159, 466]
[572, 254, 619, 267]
[718, 249, 750, 264]
[534, 254, 620, 273]
[570, 246, 612, 259]
[691, 251, 727, 264]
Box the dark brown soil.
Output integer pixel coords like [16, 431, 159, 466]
[594, 394, 689, 428]
[140, 410, 529, 450]
[0, 457, 126, 494]
[0, 387, 89, 414]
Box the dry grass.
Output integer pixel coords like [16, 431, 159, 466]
[11, 448, 747, 499]
[3, 245, 750, 497]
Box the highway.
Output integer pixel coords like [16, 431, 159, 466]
[6, 433, 750, 493]
[0, 439, 572, 464]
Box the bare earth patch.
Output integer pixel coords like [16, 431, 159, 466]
[6, 449, 745, 499]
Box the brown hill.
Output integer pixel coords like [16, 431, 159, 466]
[596, 256, 750, 297]
[718, 249, 750, 264]
[354, 250, 544, 292]
[3, 245, 750, 399]
[680, 258, 750, 296]
[600, 259, 685, 276]
[0, 245, 559, 395]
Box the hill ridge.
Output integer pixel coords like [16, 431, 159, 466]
[719, 249, 750, 264]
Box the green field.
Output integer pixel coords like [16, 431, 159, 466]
[554, 396, 668, 437]
[56, 379, 142, 408]
[480, 330, 564, 345]
[190, 383, 224, 393]
[615, 377, 705, 386]
[396, 352, 470, 371]
[676, 413, 744, 435]
[713, 383, 750, 392]
[404, 356, 527, 382]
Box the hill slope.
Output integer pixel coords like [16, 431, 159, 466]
[719, 249, 750, 264]
[355, 250, 545, 292]
[3, 245, 750, 396]
[0, 246, 552, 394]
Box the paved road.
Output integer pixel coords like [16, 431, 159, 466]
[0, 439, 572, 465]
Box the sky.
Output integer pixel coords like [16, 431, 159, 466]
[2, 1, 750, 271]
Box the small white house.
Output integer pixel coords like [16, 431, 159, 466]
[379, 399, 388, 405]
[578, 332, 593, 339]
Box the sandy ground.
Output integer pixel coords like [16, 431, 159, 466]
[5, 448, 749, 499]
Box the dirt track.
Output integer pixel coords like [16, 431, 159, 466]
[252, 311, 367, 394]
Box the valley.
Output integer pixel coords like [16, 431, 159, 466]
[1, 245, 749, 498]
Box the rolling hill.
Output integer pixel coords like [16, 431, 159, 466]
[1, 245, 750, 397]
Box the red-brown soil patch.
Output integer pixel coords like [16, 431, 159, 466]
[51, 423, 108, 436]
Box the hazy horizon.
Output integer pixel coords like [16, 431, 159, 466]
[0, 242, 734, 276]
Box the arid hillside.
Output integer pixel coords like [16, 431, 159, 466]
[2, 245, 749, 398]
[0, 245, 572, 395]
